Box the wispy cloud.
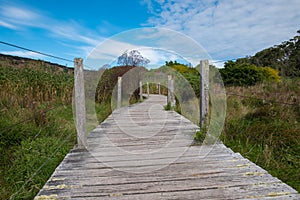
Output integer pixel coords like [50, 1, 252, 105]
[50, 21, 103, 46]
[0, 5, 43, 29]
[84, 28, 210, 69]
[0, 4, 103, 53]
[3, 6, 38, 20]
[145, 0, 300, 63]
[0, 20, 17, 30]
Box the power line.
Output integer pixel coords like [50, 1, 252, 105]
[0, 41, 73, 63]
[0, 40, 96, 70]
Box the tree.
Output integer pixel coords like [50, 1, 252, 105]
[117, 50, 150, 67]
[220, 62, 281, 86]
[235, 30, 300, 77]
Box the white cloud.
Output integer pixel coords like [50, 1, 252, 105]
[0, 4, 103, 52]
[145, 0, 300, 61]
[210, 60, 225, 68]
[50, 21, 104, 46]
[3, 6, 38, 20]
[0, 20, 17, 29]
[84, 28, 210, 69]
[0, 5, 43, 28]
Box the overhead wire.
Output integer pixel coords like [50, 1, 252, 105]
[0, 41, 74, 63]
[0, 40, 94, 69]
[2, 40, 297, 108]
[0, 42, 78, 132]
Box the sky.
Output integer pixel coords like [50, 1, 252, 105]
[1, 0, 300, 68]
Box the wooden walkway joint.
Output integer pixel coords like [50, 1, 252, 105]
[36, 95, 299, 199]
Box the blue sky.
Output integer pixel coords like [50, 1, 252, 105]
[1, 0, 300, 68]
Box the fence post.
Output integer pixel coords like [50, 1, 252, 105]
[117, 76, 122, 109]
[171, 77, 175, 106]
[158, 82, 161, 95]
[74, 58, 87, 149]
[200, 59, 209, 128]
[139, 81, 143, 101]
[167, 75, 171, 105]
[147, 82, 149, 97]
[167, 75, 175, 106]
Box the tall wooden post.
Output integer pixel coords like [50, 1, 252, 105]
[167, 75, 171, 105]
[167, 75, 175, 106]
[171, 77, 175, 106]
[158, 82, 161, 95]
[74, 58, 87, 149]
[117, 76, 122, 109]
[139, 81, 143, 101]
[147, 82, 149, 97]
[200, 60, 209, 128]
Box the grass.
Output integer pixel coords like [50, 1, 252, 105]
[164, 102, 172, 111]
[0, 61, 141, 199]
[0, 103, 77, 199]
[221, 79, 300, 192]
[0, 62, 77, 199]
[2, 55, 299, 198]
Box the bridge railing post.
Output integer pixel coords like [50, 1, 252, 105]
[74, 58, 87, 149]
[158, 82, 161, 95]
[117, 76, 122, 109]
[139, 81, 143, 101]
[200, 59, 209, 128]
[167, 75, 175, 106]
[147, 82, 149, 97]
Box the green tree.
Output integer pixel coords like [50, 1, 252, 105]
[236, 30, 300, 77]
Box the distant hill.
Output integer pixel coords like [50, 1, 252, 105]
[0, 53, 73, 74]
[234, 30, 300, 77]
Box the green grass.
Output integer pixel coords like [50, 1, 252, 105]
[164, 102, 172, 111]
[221, 80, 300, 192]
[0, 104, 77, 200]
[0, 63, 77, 199]
[0, 62, 142, 199]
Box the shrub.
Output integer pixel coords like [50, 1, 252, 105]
[260, 66, 281, 83]
[220, 61, 281, 86]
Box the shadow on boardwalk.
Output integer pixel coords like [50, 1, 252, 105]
[36, 95, 299, 199]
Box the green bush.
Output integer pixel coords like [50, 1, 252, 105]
[220, 61, 281, 86]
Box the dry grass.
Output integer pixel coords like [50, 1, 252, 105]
[222, 79, 300, 192]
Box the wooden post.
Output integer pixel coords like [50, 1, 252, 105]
[167, 75, 175, 106]
[117, 76, 122, 109]
[147, 82, 149, 97]
[171, 77, 175, 106]
[167, 75, 171, 105]
[139, 81, 143, 101]
[200, 60, 209, 128]
[158, 82, 161, 95]
[74, 58, 87, 149]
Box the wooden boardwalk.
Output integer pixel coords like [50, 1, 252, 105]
[36, 95, 299, 199]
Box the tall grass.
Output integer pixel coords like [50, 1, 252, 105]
[0, 61, 126, 199]
[222, 79, 300, 192]
[0, 63, 76, 199]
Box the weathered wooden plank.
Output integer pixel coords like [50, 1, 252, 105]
[37, 181, 297, 199]
[35, 95, 299, 199]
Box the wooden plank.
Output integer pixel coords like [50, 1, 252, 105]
[35, 95, 299, 199]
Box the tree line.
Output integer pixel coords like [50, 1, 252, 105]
[232, 30, 300, 77]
